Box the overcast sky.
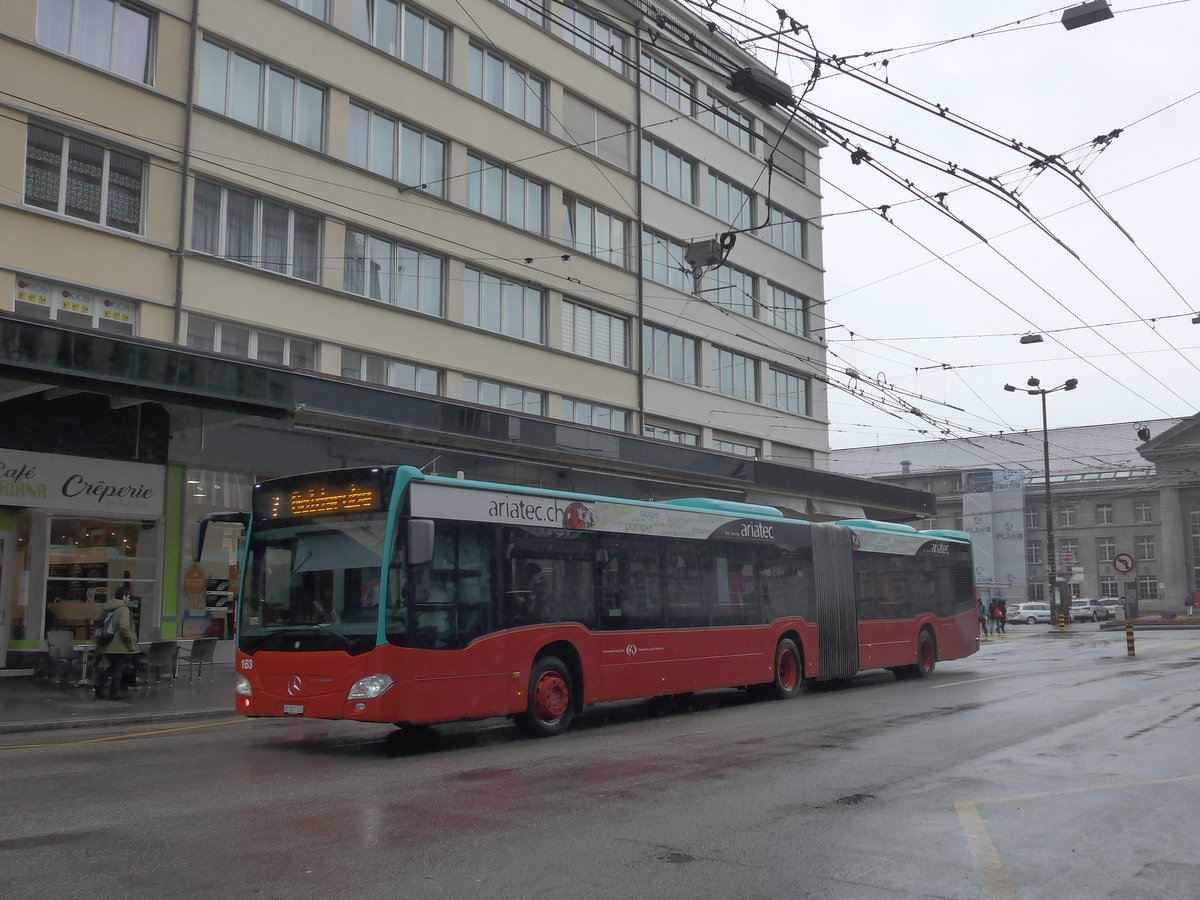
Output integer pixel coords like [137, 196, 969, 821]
[716, 1, 1199, 449]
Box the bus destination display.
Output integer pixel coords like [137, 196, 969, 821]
[270, 483, 381, 518]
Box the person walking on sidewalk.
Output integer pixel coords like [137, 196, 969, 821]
[93, 587, 139, 700]
[990, 597, 1006, 634]
[978, 598, 990, 636]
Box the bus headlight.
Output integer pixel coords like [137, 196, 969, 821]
[347, 674, 393, 699]
[235, 675, 252, 697]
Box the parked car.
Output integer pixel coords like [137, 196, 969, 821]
[1094, 597, 1123, 620]
[1009, 601, 1051, 624]
[1070, 598, 1099, 622]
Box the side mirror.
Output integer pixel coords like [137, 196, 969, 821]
[408, 519, 434, 566]
[194, 511, 249, 561]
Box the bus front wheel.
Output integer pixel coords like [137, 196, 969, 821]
[517, 655, 575, 737]
[768, 638, 803, 700]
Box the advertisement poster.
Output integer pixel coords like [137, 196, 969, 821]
[962, 470, 1027, 599]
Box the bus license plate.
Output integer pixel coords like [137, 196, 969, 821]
[283, 704, 305, 715]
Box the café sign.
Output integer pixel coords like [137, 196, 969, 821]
[0, 448, 164, 516]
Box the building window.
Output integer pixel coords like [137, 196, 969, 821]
[1097, 537, 1116, 562]
[1136, 536, 1155, 561]
[708, 95, 751, 150]
[559, 1, 627, 73]
[703, 262, 756, 317]
[281, 0, 326, 18]
[351, 0, 447, 79]
[640, 53, 693, 113]
[562, 398, 627, 431]
[36, 0, 153, 83]
[1025, 511, 1040, 529]
[1136, 575, 1159, 600]
[464, 268, 543, 342]
[1027, 540, 1042, 565]
[1192, 509, 1200, 595]
[1096, 503, 1114, 525]
[712, 436, 757, 457]
[347, 103, 445, 197]
[343, 229, 442, 314]
[640, 137, 694, 202]
[643, 422, 698, 445]
[463, 376, 543, 415]
[763, 203, 807, 258]
[642, 325, 697, 384]
[711, 347, 757, 401]
[198, 40, 324, 150]
[24, 124, 144, 233]
[1058, 508, 1075, 527]
[14, 275, 137, 335]
[767, 368, 809, 415]
[466, 154, 544, 233]
[187, 316, 316, 370]
[641, 229, 691, 292]
[767, 284, 808, 337]
[191, 180, 320, 282]
[496, 0, 545, 24]
[761, 125, 806, 183]
[707, 172, 754, 231]
[562, 197, 627, 266]
[1135, 501, 1153, 523]
[341, 349, 439, 393]
[1099, 576, 1117, 597]
[562, 92, 630, 169]
[467, 45, 544, 127]
[1027, 582, 1045, 602]
[562, 300, 627, 365]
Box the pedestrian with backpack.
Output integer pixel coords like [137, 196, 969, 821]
[93, 587, 139, 700]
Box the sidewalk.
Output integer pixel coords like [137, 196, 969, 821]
[0, 666, 236, 734]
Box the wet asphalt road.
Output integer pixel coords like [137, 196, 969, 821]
[2, 624, 1198, 899]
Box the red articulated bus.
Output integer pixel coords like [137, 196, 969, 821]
[199, 465, 977, 737]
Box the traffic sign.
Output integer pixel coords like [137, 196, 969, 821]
[1113, 552, 1135, 574]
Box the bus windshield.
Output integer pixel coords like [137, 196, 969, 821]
[238, 515, 388, 655]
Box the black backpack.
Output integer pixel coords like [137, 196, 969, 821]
[92, 609, 117, 646]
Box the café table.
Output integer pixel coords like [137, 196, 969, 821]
[70, 643, 96, 687]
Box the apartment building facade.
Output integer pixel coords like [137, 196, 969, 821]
[0, 0, 930, 662]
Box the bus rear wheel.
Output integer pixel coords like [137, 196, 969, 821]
[768, 638, 803, 700]
[516, 655, 575, 737]
[894, 629, 936, 679]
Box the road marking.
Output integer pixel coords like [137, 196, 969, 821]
[0, 717, 246, 751]
[957, 774, 1200, 898]
[955, 801, 1019, 900]
[973, 773, 1200, 807]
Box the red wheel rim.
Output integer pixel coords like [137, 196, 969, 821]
[533, 670, 569, 723]
[920, 638, 934, 671]
[778, 648, 799, 690]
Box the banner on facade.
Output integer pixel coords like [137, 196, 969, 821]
[0, 447, 164, 517]
[962, 469, 1027, 598]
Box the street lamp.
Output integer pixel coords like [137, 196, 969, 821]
[1005, 376, 1079, 628]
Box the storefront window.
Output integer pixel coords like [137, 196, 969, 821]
[183, 469, 254, 639]
[4, 515, 34, 642]
[44, 516, 159, 641]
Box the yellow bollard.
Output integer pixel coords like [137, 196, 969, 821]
[1126, 623, 1135, 657]
[1058, 612, 1066, 631]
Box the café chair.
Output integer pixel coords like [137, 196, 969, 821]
[176, 637, 218, 683]
[144, 641, 179, 684]
[44, 630, 76, 684]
